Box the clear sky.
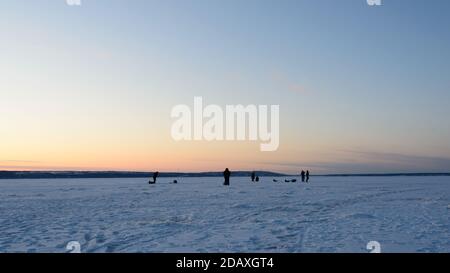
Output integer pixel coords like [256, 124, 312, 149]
[1, 0, 450, 174]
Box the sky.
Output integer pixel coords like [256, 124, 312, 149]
[1, 0, 450, 174]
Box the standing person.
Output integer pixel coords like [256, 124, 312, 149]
[301, 170, 306, 182]
[306, 170, 310, 183]
[251, 171, 256, 182]
[223, 168, 231, 186]
[149, 171, 159, 184]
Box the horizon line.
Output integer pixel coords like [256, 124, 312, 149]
[1, 170, 450, 177]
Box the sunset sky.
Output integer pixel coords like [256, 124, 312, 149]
[1, 0, 450, 174]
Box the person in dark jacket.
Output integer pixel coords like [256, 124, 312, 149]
[251, 171, 256, 182]
[223, 168, 231, 186]
[306, 170, 310, 183]
[149, 171, 159, 184]
[301, 170, 306, 182]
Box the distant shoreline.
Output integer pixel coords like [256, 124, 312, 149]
[0, 171, 450, 179]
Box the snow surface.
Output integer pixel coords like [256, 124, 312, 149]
[0, 176, 449, 253]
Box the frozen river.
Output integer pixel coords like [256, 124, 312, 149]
[1, 176, 449, 252]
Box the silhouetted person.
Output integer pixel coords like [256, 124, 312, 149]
[223, 168, 231, 186]
[251, 171, 256, 182]
[301, 170, 306, 182]
[306, 170, 310, 182]
[255, 176, 259, 182]
[149, 171, 159, 184]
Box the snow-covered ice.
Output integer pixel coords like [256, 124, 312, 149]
[0, 176, 449, 253]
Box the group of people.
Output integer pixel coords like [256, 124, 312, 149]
[149, 169, 311, 186]
[301, 170, 310, 183]
[228, 169, 311, 185]
[250, 171, 260, 182]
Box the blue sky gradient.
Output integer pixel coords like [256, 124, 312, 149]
[1, 0, 450, 173]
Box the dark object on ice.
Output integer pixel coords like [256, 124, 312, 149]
[255, 176, 259, 182]
[173, 180, 178, 184]
[149, 171, 159, 184]
[273, 179, 278, 182]
[291, 179, 297, 182]
[223, 168, 231, 186]
[306, 170, 310, 183]
[301, 170, 306, 182]
[251, 171, 256, 182]
[285, 179, 290, 183]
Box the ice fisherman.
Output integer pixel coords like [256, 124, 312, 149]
[223, 168, 231, 186]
